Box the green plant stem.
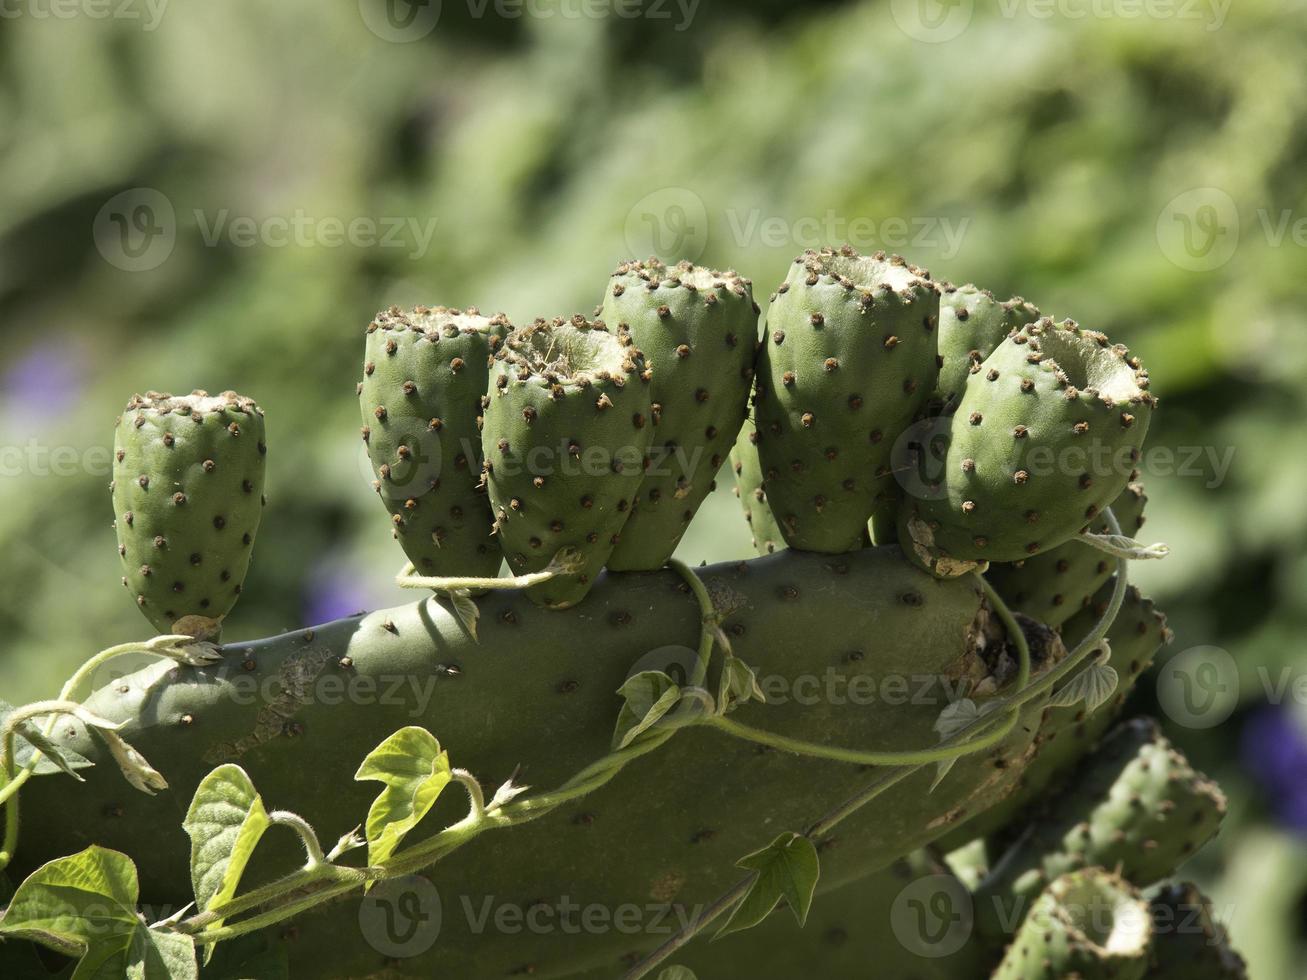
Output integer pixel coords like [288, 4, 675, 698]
[269, 811, 326, 867]
[396, 562, 561, 593]
[706, 714, 1016, 766]
[667, 559, 719, 690]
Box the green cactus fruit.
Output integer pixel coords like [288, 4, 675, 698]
[730, 416, 786, 556]
[359, 306, 508, 579]
[111, 390, 266, 638]
[754, 246, 940, 553]
[932, 283, 1041, 409]
[993, 868, 1152, 980]
[976, 718, 1226, 940]
[598, 259, 759, 571]
[986, 481, 1148, 628]
[16, 547, 1046, 980]
[1145, 882, 1248, 979]
[482, 316, 652, 608]
[901, 317, 1155, 576]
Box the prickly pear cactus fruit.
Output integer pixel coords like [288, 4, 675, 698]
[986, 481, 1148, 628]
[359, 306, 508, 578]
[1145, 882, 1248, 979]
[111, 390, 266, 637]
[482, 316, 652, 607]
[598, 259, 758, 570]
[902, 318, 1155, 576]
[730, 416, 785, 556]
[975, 718, 1226, 940]
[754, 247, 940, 553]
[932, 283, 1040, 409]
[993, 868, 1152, 980]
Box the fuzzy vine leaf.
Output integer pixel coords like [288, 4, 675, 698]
[98, 729, 168, 795]
[355, 726, 453, 872]
[0, 845, 197, 979]
[612, 671, 683, 749]
[715, 832, 820, 939]
[0, 700, 93, 779]
[1049, 661, 1119, 713]
[183, 765, 272, 955]
[717, 656, 766, 715]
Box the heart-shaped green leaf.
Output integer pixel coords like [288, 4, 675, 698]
[716, 832, 820, 939]
[355, 727, 453, 870]
[182, 765, 271, 954]
[0, 845, 196, 979]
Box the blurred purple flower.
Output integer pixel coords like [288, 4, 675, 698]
[303, 561, 371, 625]
[1242, 705, 1307, 832]
[2, 345, 84, 427]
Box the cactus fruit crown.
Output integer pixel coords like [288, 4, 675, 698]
[111, 388, 266, 639]
[497, 314, 643, 384]
[608, 256, 754, 298]
[368, 303, 512, 338]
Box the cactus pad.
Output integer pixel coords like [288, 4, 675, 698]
[976, 718, 1226, 939]
[730, 416, 785, 556]
[112, 390, 266, 637]
[902, 318, 1155, 575]
[482, 316, 652, 607]
[359, 306, 508, 579]
[599, 259, 758, 570]
[932, 283, 1041, 410]
[993, 868, 1151, 980]
[753, 247, 940, 552]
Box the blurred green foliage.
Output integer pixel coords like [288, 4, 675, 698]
[2, 0, 1306, 972]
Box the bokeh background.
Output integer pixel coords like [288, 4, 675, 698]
[1, 0, 1305, 972]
